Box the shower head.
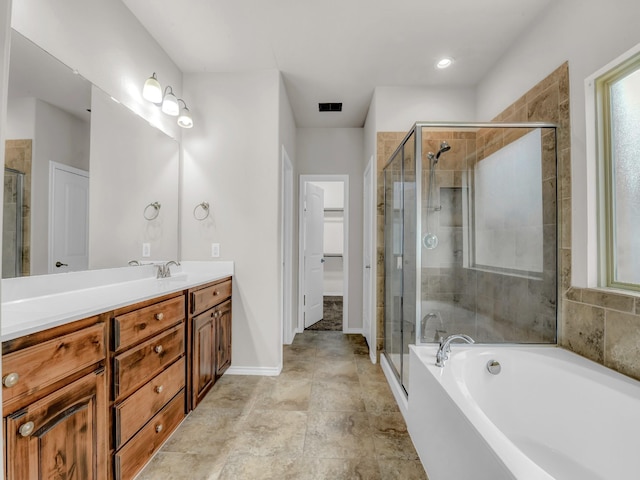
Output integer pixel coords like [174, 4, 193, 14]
[435, 141, 451, 160]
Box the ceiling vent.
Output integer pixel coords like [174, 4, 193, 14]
[319, 102, 342, 112]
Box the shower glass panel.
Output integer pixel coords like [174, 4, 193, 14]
[382, 123, 557, 394]
[3, 168, 24, 278]
[384, 148, 404, 385]
[384, 132, 417, 392]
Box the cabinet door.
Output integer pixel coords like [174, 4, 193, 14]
[191, 310, 215, 409]
[5, 368, 106, 480]
[215, 300, 232, 378]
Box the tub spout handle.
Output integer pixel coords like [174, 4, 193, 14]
[436, 334, 475, 367]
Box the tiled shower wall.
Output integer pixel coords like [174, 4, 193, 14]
[378, 61, 640, 381]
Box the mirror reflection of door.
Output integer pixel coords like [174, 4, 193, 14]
[49, 162, 89, 273]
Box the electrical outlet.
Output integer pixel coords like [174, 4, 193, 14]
[211, 243, 220, 258]
[142, 243, 151, 257]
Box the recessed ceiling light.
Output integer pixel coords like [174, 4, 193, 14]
[436, 57, 454, 70]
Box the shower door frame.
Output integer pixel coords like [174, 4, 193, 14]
[4, 167, 25, 277]
[382, 121, 558, 394]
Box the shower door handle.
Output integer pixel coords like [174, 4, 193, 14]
[55, 261, 68, 268]
[365, 265, 371, 269]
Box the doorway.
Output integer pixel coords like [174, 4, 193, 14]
[298, 175, 349, 333]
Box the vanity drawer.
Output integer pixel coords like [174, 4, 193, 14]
[191, 278, 232, 315]
[113, 295, 185, 352]
[113, 324, 184, 400]
[114, 357, 185, 448]
[114, 390, 185, 480]
[2, 322, 105, 405]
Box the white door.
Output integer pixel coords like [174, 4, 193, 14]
[304, 182, 324, 328]
[49, 162, 90, 273]
[363, 160, 373, 352]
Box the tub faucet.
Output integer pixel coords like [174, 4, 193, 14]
[156, 260, 181, 278]
[436, 334, 475, 367]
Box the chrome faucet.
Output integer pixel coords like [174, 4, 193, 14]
[156, 260, 181, 278]
[128, 260, 141, 266]
[435, 334, 475, 367]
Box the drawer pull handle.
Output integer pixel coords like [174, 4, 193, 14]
[155, 385, 164, 394]
[155, 424, 163, 433]
[213, 290, 219, 296]
[214, 311, 220, 318]
[3, 372, 20, 388]
[154, 345, 164, 354]
[155, 312, 165, 321]
[19, 421, 35, 437]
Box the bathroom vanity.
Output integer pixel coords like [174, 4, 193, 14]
[1, 264, 233, 480]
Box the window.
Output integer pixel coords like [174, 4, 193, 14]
[597, 52, 640, 290]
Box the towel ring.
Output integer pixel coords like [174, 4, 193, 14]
[143, 201, 161, 220]
[193, 201, 210, 221]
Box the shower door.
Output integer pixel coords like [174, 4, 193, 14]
[383, 132, 417, 393]
[3, 168, 24, 278]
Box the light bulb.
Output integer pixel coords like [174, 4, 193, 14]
[142, 73, 162, 103]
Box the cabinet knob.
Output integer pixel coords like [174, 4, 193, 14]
[213, 290, 219, 296]
[155, 385, 164, 394]
[155, 424, 163, 433]
[214, 311, 219, 318]
[19, 421, 35, 437]
[154, 345, 164, 354]
[3, 372, 19, 388]
[155, 312, 164, 321]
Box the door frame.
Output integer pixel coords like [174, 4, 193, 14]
[363, 157, 376, 362]
[281, 147, 295, 345]
[298, 174, 349, 333]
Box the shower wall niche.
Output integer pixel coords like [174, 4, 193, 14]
[382, 123, 557, 392]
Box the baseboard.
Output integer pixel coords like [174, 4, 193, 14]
[380, 354, 409, 422]
[225, 365, 282, 376]
[343, 327, 363, 334]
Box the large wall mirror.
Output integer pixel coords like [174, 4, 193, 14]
[3, 30, 180, 278]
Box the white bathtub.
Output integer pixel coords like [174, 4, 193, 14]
[407, 344, 640, 480]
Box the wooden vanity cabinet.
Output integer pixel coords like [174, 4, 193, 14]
[2, 316, 108, 480]
[110, 292, 187, 480]
[189, 278, 232, 410]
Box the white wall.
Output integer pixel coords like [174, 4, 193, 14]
[278, 73, 297, 346]
[11, 0, 183, 140]
[475, 0, 640, 287]
[89, 87, 179, 269]
[6, 96, 34, 138]
[297, 128, 364, 331]
[181, 70, 282, 373]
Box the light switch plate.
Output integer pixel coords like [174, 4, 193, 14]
[142, 243, 151, 257]
[211, 243, 220, 258]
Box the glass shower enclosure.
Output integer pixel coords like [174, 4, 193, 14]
[383, 123, 558, 393]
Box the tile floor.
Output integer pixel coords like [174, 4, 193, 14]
[137, 331, 428, 479]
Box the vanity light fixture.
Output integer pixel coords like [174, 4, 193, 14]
[142, 73, 194, 127]
[142, 72, 163, 103]
[435, 57, 454, 69]
[177, 99, 193, 129]
[161, 86, 180, 116]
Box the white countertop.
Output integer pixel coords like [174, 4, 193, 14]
[1, 261, 234, 342]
